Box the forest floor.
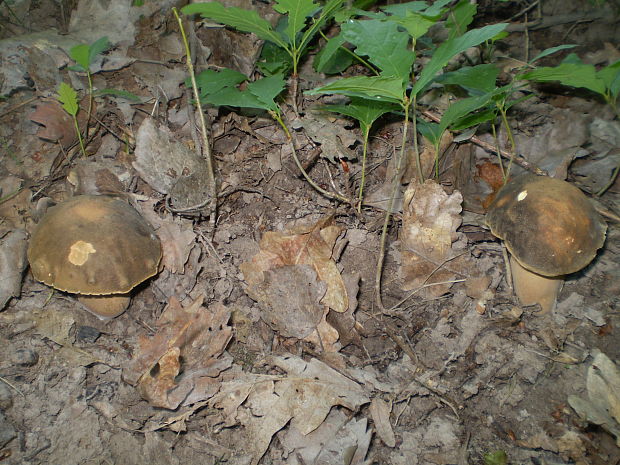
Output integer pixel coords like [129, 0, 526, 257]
[0, 0, 619, 464]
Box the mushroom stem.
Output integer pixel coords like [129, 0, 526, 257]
[509, 256, 564, 313]
[78, 294, 131, 320]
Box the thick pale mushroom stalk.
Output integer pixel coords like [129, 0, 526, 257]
[486, 174, 606, 313]
[27, 195, 162, 319]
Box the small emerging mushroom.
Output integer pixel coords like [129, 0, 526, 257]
[27, 195, 162, 319]
[486, 174, 607, 313]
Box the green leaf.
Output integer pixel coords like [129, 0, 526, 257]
[94, 88, 142, 101]
[422, 0, 453, 17]
[273, 0, 317, 44]
[181, 2, 288, 49]
[436, 64, 499, 95]
[417, 120, 443, 146]
[389, 12, 437, 40]
[483, 450, 508, 465]
[88, 36, 110, 66]
[450, 108, 496, 130]
[193, 68, 248, 98]
[341, 19, 414, 81]
[438, 92, 494, 134]
[247, 73, 286, 111]
[529, 44, 578, 64]
[298, 0, 344, 56]
[412, 22, 508, 96]
[308, 75, 405, 103]
[321, 97, 396, 131]
[598, 60, 620, 99]
[520, 62, 606, 96]
[57, 82, 79, 116]
[446, 0, 476, 39]
[258, 41, 293, 75]
[381, 1, 428, 15]
[314, 34, 354, 74]
[205, 87, 267, 110]
[69, 44, 90, 72]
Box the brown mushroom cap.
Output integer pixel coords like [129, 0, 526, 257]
[486, 174, 607, 276]
[28, 195, 162, 295]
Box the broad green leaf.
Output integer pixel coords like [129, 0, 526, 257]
[94, 88, 142, 101]
[451, 108, 496, 131]
[273, 0, 317, 44]
[247, 73, 286, 111]
[437, 64, 499, 95]
[321, 97, 396, 131]
[69, 44, 90, 71]
[88, 36, 110, 66]
[205, 87, 268, 110]
[57, 82, 79, 116]
[598, 60, 620, 99]
[412, 22, 508, 95]
[520, 62, 606, 96]
[438, 92, 494, 134]
[314, 34, 354, 74]
[422, 0, 453, 17]
[258, 41, 293, 75]
[529, 44, 578, 64]
[193, 68, 247, 98]
[390, 12, 437, 40]
[446, 0, 476, 39]
[308, 75, 405, 103]
[298, 0, 344, 55]
[341, 19, 414, 81]
[181, 2, 288, 49]
[483, 450, 508, 465]
[417, 120, 443, 146]
[381, 1, 427, 15]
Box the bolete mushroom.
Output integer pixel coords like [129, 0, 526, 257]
[27, 195, 162, 319]
[486, 174, 607, 313]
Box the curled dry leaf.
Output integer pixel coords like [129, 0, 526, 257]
[400, 180, 471, 298]
[122, 295, 233, 410]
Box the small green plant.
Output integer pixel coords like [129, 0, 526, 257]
[68, 36, 110, 143]
[521, 53, 620, 117]
[483, 450, 508, 465]
[56, 82, 86, 156]
[182, 0, 343, 111]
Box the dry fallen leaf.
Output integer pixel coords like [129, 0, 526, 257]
[295, 111, 357, 163]
[30, 98, 92, 148]
[240, 218, 348, 348]
[400, 180, 471, 298]
[208, 355, 370, 465]
[122, 295, 233, 410]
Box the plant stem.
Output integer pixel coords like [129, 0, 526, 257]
[357, 127, 370, 213]
[498, 103, 517, 179]
[173, 8, 217, 205]
[270, 110, 349, 203]
[72, 114, 86, 157]
[490, 122, 506, 181]
[375, 97, 410, 311]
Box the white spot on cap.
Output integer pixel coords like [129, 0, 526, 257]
[68, 240, 96, 266]
[517, 190, 528, 201]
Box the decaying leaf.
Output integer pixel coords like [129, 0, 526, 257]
[369, 397, 396, 448]
[30, 98, 92, 148]
[122, 295, 233, 410]
[240, 218, 348, 344]
[568, 351, 620, 446]
[280, 409, 372, 465]
[295, 111, 358, 163]
[249, 264, 326, 339]
[0, 229, 28, 310]
[208, 355, 370, 465]
[399, 180, 471, 298]
[133, 117, 212, 196]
